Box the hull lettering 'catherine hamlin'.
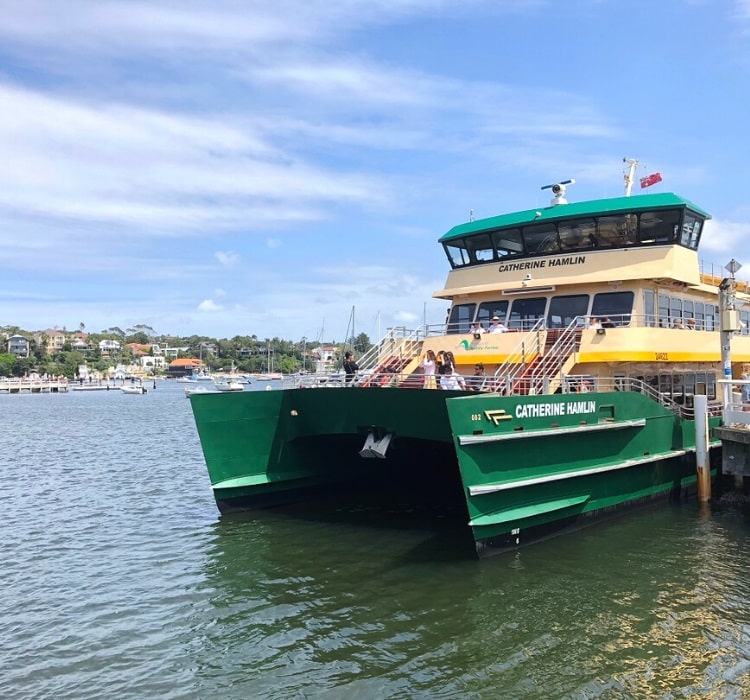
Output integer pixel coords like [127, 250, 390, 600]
[189, 163, 748, 557]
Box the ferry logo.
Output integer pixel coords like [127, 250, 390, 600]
[484, 409, 511, 425]
[458, 339, 470, 350]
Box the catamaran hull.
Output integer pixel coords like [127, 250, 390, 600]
[189, 388, 718, 556]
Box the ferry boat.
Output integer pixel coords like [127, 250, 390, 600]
[188, 163, 750, 557]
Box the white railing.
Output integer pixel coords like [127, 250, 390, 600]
[0, 378, 70, 393]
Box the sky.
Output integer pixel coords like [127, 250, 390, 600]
[2, 0, 750, 343]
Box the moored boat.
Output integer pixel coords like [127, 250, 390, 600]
[189, 163, 746, 557]
[121, 384, 147, 394]
[213, 379, 245, 392]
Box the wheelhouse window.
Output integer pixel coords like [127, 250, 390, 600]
[558, 218, 596, 251]
[492, 228, 524, 258]
[508, 297, 547, 331]
[638, 209, 680, 244]
[547, 294, 589, 328]
[681, 211, 704, 250]
[476, 301, 509, 326]
[466, 233, 494, 263]
[447, 303, 476, 334]
[523, 223, 559, 255]
[444, 241, 470, 268]
[590, 291, 634, 326]
[597, 214, 637, 247]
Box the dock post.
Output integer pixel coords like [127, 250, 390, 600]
[694, 394, 711, 502]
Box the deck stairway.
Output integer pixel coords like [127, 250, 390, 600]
[354, 327, 425, 387]
[526, 321, 582, 395]
[490, 319, 582, 396]
[491, 319, 545, 394]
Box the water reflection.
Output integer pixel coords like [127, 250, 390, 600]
[199, 504, 750, 699]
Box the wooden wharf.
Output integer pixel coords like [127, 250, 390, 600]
[0, 378, 69, 394]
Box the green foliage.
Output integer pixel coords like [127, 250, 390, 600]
[0, 353, 14, 377]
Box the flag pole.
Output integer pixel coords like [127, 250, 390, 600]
[623, 157, 639, 197]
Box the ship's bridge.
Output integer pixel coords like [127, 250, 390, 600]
[437, 192, 710, 296]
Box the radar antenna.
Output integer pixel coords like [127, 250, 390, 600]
[541, 178, 575, 206]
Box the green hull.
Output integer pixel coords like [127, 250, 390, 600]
[189, 388, 719, 556]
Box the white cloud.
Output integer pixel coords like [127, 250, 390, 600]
[215, 251, 240, 267]
[197, 299, 223, 312]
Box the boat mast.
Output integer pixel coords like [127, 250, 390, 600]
[623, 157, 640, 197]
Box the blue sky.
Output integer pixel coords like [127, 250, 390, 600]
[2, 0, 750, 343]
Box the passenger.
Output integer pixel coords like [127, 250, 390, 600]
[443, 351, 456, 374]
[419, 349, 437, 389]
[440, 364, 467, 390]
[488, 315, 508, 333]
[673, 319, 684, 329]
[602, 317, 616, 328]
[686, 318, 696, 330]
[470, 321, 486, 335]
[343, 351, 359, 385]
[436, 350, 448, 375]
[588, 317, 603, 330]
[468, 363, 487, 391]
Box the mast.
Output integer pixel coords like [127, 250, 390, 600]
[623, 157, 639, 197]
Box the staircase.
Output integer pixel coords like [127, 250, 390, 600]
[526, 320, 582, 395]
[491, 319, 545, 394]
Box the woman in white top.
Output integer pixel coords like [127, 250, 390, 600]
[419, 349, 437, 389]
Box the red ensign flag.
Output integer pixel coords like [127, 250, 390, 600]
[640, 172, 662, 188]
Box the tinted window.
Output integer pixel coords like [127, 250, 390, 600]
[644, 289, 656, 327]
[492, 228, 524, 258]
[591, 291, 634, 326]
[597, 214, 637, 247]
[508, 297, 547, 331]
[523, 224, 559, 255]
[558, 218, 597, 251]
[547, 294, 589, 329]
[638, 209, 680, 244]
[476, 301, 509, 326]
[681, 212, 703, 250]
[447, 303, 476, 334]
[444, 242, 470, 268]
[466, 233, 494, 263]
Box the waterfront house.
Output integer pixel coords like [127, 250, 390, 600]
[167, 358, 202, 378]
[41, 329, 67, 354]
[71, 332, 92, 353]
[6, 335, 30, 358]
[99, 339, 121, 358]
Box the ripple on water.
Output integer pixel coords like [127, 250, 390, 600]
[2, 386, 750, 699]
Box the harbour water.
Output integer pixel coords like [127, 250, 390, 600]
[2, 381, 750, 699]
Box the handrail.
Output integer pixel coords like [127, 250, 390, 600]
[527, 318, 582, 395]
[491, 319, 545, 389]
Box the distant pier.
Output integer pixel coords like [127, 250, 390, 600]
[0, 378, 69, 394]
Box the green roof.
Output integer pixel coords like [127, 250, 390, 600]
[439, 192, 711, 243]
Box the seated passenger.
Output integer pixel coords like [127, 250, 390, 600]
[602, 317, 615, 328]
[470, 321, 486, 335]
[488, 316, 508, 333]
[588, 317, 603, 330]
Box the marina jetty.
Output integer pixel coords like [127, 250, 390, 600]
[0, 377, 69, 394]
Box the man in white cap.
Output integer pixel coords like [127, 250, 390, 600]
[488, 315, 508, 333]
